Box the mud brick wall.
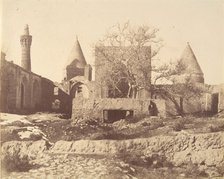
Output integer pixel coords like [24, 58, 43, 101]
[72, 98, 166, 122]
[0, 56, 57, 113]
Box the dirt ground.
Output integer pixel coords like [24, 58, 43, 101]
[1, 112, 224, 178]
[2, 112, 224, 143]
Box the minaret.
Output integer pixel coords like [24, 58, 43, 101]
[20, 24, 32, 71]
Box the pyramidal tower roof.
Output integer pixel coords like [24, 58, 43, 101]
[65, 36, 87, 68]
[180, 43, 203, 74]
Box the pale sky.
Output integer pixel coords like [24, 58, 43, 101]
[1, 0, 224, 84]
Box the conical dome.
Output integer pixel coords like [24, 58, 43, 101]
[180, 43, 203, 75]
[65, 37, 87, 68]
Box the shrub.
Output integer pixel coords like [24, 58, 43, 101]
[117, 153, 173, 169]
[1, 151, 32, 172]
[172, 119, 185, 131]
[217, 165, 224, 176]
[185, 163, 208, 178]
[149, 120, 164, 130]
[209, 123, 224, 132]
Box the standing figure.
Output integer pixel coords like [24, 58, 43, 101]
[148, 100, 158, 116]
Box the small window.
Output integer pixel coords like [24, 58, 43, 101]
[52, 99, 60, 110]
[77, 86, 82, 93]
[54, 87, 59, 95]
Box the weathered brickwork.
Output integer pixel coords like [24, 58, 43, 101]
[0, 56, 54, 113]
[1, 24, 223, 118]
[0, 25, 70, 114]
[72, 98, 166, 122]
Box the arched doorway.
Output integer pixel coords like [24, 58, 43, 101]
[20, 76, 28, 109]
[6, 72, 16, 111]
[70, 83, 89, 99]
[33, 80, 40, 109]
[21, 83, 24, 108]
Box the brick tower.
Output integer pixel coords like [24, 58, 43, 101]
[20, 24, 32, 71]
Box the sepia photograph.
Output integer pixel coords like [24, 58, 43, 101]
[0, 0, 224, 178]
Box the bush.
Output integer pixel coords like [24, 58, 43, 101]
[185, 163, 208, 178]
[149, 120, 164, 130]
[217, 165, 224, 176]
[209, 123, 224, 132]
[172, 119, 185, 131]
[117, 153, 173, 169]
[1, 151, 32, 172]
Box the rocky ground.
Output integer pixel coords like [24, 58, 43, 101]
[1, 112, 224, 178]
[2, 154, 137, 179]
[1, 152, 202, 179]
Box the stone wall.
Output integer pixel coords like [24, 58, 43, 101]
[95, 46, 151, 99]
[52, 85, 72, 114]
[72, 98, 166, 122]
[156, 95, 203, 116]
[212, 84, 224, 113]
[50, 132, 224, 168]
[40, 78, 55, 112]
[0, 57, 62, 113]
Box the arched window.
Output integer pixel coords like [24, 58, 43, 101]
[21, 83, 24, 108]
[33, 80, 41, 109]
[70, 82, 89, 99]
[20, 76, 28, 109]
[7, 72, 16, 110]
[54, 87, 59, 95]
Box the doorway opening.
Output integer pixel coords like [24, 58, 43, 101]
[103, 110, 134, 123]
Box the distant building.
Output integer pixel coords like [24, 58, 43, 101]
[1, 25, 223, 119]
[71, 42, 223, 122]
[0, 25, 70, 114]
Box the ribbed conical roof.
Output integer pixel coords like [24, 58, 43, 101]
[65, 36, 87, 68]
[180, 43, 203, 74]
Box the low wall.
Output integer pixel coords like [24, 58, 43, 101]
[72, 98, 166, 122]
[50, 132, 224, 167]
[212, 84, 224, 112]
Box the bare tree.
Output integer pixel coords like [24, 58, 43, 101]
[95, 22, 206, 115]
[152, 60, 207, 115]
[95, 21, 162, 98]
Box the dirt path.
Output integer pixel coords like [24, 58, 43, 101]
[2, 154, 136, 179]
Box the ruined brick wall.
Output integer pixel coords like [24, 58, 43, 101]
[52, 85, 72, 114]
[40, 78, 54, 112]
[0, 57, 56, 114]
[162, 96, 203, 116]
[211, 84, 224, 112]
[182, 96, 203, 114]
[39, 79, 71, 114]
[0, 55, 7, 112]
[95, 46, 151, 98]
[72, 98, 166, 122]
[66, 65, 84, 81]
[218, 85, 224, 112]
